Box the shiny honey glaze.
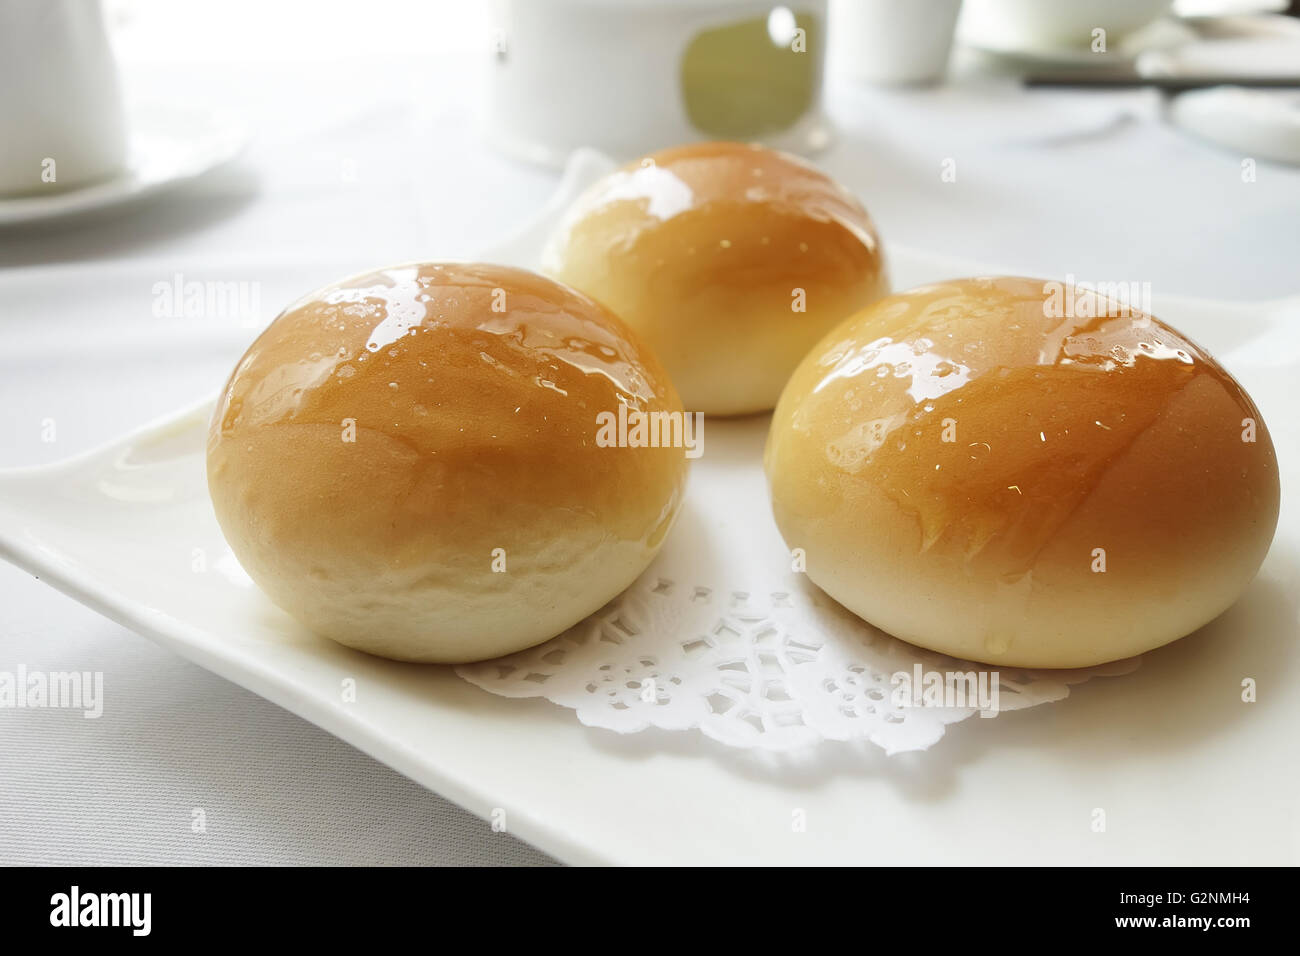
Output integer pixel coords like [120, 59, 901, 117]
[545, 140, 883, 287]
[770, 276, 1278, 576]
[209, 263, 685, 549]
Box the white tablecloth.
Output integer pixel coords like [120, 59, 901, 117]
[2, 5, 1298, 865]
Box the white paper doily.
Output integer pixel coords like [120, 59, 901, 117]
[456, 417, 1141, 755]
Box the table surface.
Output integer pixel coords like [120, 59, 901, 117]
[2, 3, 1298, 866]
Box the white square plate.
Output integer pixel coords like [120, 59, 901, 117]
[3, 151, 1298, 864]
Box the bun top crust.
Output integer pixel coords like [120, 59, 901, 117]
[216, 262, 669, 436]
[543, 139, 883, 287]
[768, 276, 1280, 579]
[210, 262, 685, 550]
[556, 139, 877, 237]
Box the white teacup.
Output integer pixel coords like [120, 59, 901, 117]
[829, 0, 965, 86]
[0, 0, 127, 196]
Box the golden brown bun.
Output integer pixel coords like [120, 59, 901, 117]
[765, 277, 1281, 667]
[208, 263, 687, 662]
[542, 141, 889, 416]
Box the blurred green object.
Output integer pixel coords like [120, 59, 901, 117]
[680, 9, 822, 138]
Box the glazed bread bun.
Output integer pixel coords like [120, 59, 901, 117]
[542, 141, 889, 416]
[208, 263, 687, 663]
[765, 277, 1280, 668]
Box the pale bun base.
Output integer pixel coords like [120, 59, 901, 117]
[211, 427, 673, 663]
[782, 375, 1278, 668]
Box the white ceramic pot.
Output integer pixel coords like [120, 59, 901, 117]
[0, 0, 127, 196]
[486, 0, 831, 167]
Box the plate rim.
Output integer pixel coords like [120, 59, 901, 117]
[0, 396, 608, 865]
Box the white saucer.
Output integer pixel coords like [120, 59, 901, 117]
[1169, 87, 1300, 164]
[961, 17, 1199, 70]
[0, 101, 248, 227]
[1174, 0, 1287, 15]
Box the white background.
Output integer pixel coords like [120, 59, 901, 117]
[1, 0, 1297, 864]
